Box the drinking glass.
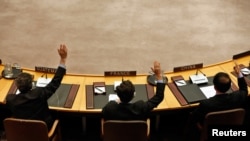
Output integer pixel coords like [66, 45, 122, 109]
[4, 63, 13, 77]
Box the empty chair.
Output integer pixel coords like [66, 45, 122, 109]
[3, 118, 61, 141]
[101, 118, 150, 141]
[199, 108, 245, 141]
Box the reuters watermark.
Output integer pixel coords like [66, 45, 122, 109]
[208, 125, 249, 140]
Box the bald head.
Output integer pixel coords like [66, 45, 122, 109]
[213, 72, 231, 93]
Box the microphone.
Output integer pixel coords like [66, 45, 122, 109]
[190, 69, 208, 84]
[196, 69, 206, 76]
[37, 68, 51, 87]
[40, 68, 48, 79]
[41, 73, 48, 79]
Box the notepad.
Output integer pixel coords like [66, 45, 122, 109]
[93, 82, 106, 95]
[174, 80, 187, 86]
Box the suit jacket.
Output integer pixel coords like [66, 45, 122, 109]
[191, 77, 248, 125]
[102, 83, 165, 120]
[6, 66, 66, 129]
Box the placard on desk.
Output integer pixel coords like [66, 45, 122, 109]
[35, 66, 57, 73]
[85, 84, 154, 109]
[232, 50, 250, 59]
[173, 63, 203, 72]
[7, 82, 79, 108]
[104, 71, 136, 76]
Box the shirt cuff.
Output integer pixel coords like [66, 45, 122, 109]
[157, 80, 164, 83]
[59, 64, 66, 69]
[238, 72, 243, 78]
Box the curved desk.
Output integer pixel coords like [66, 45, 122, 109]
[0, 68, 85, 112]
[0, 55, 249, 114]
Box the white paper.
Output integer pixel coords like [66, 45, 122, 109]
[241, 68, 250, 75]
[200, 85, 216, 99]
[16, 89, 20, 95]
[109, 94, 119, 101]
[114, 81, 122, 90]
[36, 77, 52, 87]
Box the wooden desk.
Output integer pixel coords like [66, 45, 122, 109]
[0, 65, 85, 112]
[165, 64, 226, 109]
[0, 55, 249, 114]
[81, 75, 169, 113]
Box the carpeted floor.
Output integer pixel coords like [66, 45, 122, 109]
[0, 0, 249, 75]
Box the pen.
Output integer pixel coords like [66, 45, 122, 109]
[95, 87, 104, 93]
[176, 80, 185, 84]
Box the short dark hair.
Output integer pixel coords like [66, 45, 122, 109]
[116, 80, 135, 103]
[213, 72, 231, 93]
[15, 73, 33, 93]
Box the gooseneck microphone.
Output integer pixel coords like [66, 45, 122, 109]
[196, 69, 206, 76]
[40, 68, 48, 79]
[190, 69, 208, 84]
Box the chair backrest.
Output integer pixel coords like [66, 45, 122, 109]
[102, 120, 149, 141]
[4, 118, 50, 141]
[201, 108, 245, 141]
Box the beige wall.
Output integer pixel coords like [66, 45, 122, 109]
[0, 0, 249, 74]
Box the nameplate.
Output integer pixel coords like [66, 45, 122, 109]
[232, 50, 250, 59]
[35, 66, 57, 73]
[104, 71, 136, 76]
[173, 63, 203, 72]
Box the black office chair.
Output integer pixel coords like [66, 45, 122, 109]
[101, 118, 150, 141]
[198, 108, 245, 141]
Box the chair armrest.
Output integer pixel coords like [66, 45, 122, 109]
[48, 119, 59, 138]
[101, 118, 105, 137]
[146, 118, 150, 137]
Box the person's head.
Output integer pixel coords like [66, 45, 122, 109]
[213, 72, 231, 93]
[116, 80, 135, 103]
[15, 72, 33, 93]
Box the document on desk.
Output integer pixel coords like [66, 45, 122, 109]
[109, 94, 119, 102]
[114, 81, 122, 90]
[199, 85, 216, 99]
[36, 77, 52, 87]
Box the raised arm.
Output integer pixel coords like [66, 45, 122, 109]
[233, 60, 248, 94]
[40, 44, 68, 99]
[146, 61, 165, 110]
[58, 44, 68, 66]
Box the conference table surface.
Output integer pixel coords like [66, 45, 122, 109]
[0, 55, 249, 114]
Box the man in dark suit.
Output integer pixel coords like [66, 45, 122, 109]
[5, 44, 68, 130]
[185, 61, 248, 140]
[102, 61, 166, 120]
